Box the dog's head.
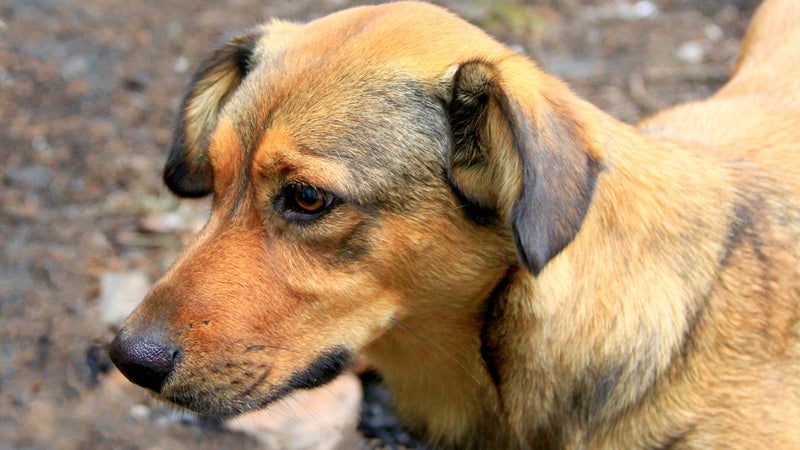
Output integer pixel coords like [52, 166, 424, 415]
[109, 2, 600, 418]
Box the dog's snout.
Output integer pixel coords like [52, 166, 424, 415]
[109, 330, 179, 393]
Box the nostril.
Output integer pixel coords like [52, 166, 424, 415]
[109, 332, 179, 393]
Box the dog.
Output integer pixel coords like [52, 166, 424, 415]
[109, 1, 800, 447]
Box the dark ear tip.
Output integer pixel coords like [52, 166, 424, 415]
[163, 157, 212, 198]
[511, 222, 544, 276]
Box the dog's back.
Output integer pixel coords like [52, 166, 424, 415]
[625, 1, 800, 447]
[641, 0, 800, 152]
[732, 0, 800, 99]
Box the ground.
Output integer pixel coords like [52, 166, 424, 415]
[1, 0, 759, 448]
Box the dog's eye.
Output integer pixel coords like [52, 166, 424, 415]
[280, 182, 338, 222]
[293, 184, 327, 212]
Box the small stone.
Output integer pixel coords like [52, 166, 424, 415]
[676, 41, 705, 64]
[174, 56, 190, 74]
[85, 230, 112, 251]
[31, 136, 51, 154]
[129, 404, 151, 420]
[167, 22, 183, 39]
[633, 1, 658, 19]
[99, 271, 151, 326]
[139, 212, 184, 234]
[0, 65, 12, 87]
[704, 23, 724, 42]
[84, 344, 113, 386]
[121, 74, 149, 92]
[62, 56, 89, 79]
[154, 408, 200, 427]
[5, 164, 52, 189]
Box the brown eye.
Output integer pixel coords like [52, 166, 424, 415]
[294, 184, 325, 212]
[279, 182, 339, 223]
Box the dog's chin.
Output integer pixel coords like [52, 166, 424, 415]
[160, 347, 355, 419]
[161, 384, 293, 420]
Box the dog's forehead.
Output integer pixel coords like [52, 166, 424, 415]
[215, 6, 498, 198]
[226, 62, 447, 191]
[262, 2, 500, 71]
[209, 2, 514, 206]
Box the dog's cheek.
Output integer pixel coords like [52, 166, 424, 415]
[361, 208, 513, 314]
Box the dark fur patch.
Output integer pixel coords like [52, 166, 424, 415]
[659, 424, 696, 449]
[445, 61, 502, 227]
[287, 348, 353, 390]
[448, 179, 500, 226]
[164, 31, 260, 198]
[479, 267, 518, 395]
[278, 214, 376, 267]
[570, 365, 624, 424]
[333, 218, 375, 263]
[164, 135, 215, 198]
[591, 368, 622, 416]
[448, 63, 493, 168]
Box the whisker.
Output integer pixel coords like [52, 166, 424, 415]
[284, 391, 326, 429]
[234, 339, 301, 353]
[261, 344, 300, 353]
[242, 367, 271, 397]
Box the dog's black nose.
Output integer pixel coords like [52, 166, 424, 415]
[108, 331, 179, 393]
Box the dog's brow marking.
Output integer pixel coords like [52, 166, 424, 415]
[255, 158, 289, 178]
[226, 96, 283, 217]
[479, 267, 517, 391]
[329, 218, 375, 264]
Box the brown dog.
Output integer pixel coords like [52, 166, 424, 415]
[109, 1, 800, 448]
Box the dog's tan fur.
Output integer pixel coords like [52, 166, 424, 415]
[111, 1, 800, 448]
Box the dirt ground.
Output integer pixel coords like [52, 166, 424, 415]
[1, 0, 760, 448]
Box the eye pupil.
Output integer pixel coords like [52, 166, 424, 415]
[281, 182, 338, 221]
[293, 185, 325, 212]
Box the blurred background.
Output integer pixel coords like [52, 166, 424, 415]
[1, 0, 760, 448]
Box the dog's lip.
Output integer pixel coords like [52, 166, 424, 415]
[157, 348, 353, 418]
[160, 380, 293, 419]
[287, 347, 353, 390]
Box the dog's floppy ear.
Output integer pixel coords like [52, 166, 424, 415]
[445, 60, 600, 275]
[164, 30, 261, 197]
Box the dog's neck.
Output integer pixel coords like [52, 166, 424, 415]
[481, 102, 752, 447]
[363, 269, 514, 447]
[367, 97, 747, 448]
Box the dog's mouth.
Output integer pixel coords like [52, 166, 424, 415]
[152, 348, 355, 419]
[161, 382, 294, 419]
[110, 325, 357, 418]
